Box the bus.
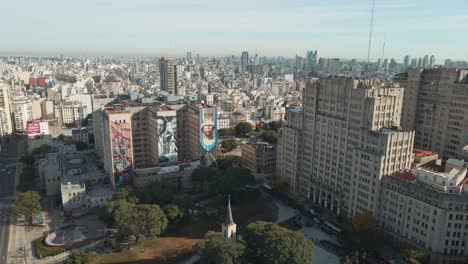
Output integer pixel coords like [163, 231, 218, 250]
[322, 222, 343, 235]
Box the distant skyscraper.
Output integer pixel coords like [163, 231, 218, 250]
[410, 58, 417, 68]
[403, 55, 410, 67]
[306, 51, 318, 76]
[186, 51, 192, 62]
[417, 57, 422, 68]
[429, 55, 436, 67]
[241, 51, 249, 72]
[160, 57, 178, 95]
[329, 58, 340, 76]
[253, 54, 259, 65]
[422, 55, 429, 68]
[196, 53, 200, 64]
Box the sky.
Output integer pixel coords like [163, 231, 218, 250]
[1, 0, 467, 60]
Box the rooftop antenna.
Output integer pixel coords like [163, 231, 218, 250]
[366, 0, 375, 84]
[380, 34, 386, 72]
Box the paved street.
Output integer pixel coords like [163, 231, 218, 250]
[0, 135, 27, 264]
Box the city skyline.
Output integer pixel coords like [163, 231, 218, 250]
[1, 0, 467, 60]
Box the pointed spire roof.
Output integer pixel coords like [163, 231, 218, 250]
[225, 195, 234, 225]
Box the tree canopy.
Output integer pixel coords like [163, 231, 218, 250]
[243, 221, 313, 264]
[209, 167, 254, 196]
[65, 251, 95, 264]
[102, 199, 168, 240]
[341, 251, 368, 264]
[401, 247, 425, 264]
[12, 191, 42, 225]
[221, 138, 238, 151]
[164, 204, 184, 223]
[342, 211, 380, 253]
[235, 122, 253, 137]
[194, 236, 246, 264]
[261, 130, 278, 144]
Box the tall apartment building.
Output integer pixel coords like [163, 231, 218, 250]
[0, 83, 13, 135]
[394, 68, 468, 160]
[13, 95, 33, 132]
[380, 157, 468, 263]
[276, 108, 303, 193]
[54, 101, 86, 127]
[160, 57, 177, 95]
[301, 78, 414, 217]
[40, 100, 55, 120]
[241, 51, 249, 72]
[102, 100, 212, 187]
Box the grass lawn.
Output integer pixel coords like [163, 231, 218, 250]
[93, 237, 203, 264]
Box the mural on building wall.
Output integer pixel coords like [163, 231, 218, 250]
[199, 107, 218, 152]
[157, 110, 178, 164]
[110, 113, 133, 185]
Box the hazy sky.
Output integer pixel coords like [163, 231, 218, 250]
[2, 0, 467, 60]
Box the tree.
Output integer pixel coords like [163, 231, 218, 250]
[221, 138, 238, 151]
[65, 251, 95, 264]
[164, 204, 184, 223]
[191, 167, 218, 192]
[217, 156, 233, 170]
[235, 122, 253, 137]
[243, 221, 313, 264]
[261, 130, 278, 144]
[194, 236, 246, 264]
[341, 251, 368, 264]
[351, 211, 377, 232]
[401, 248, 425, 264]
[113, 202, 168, 240]
[133, 180, 175, 205]
[342, 211, 380, 253]
[210, 167, 254, 195]
[12, 191, 41, 225]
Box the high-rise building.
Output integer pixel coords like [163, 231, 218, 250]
[186, 51, 192, 62]
[410, 58, 418, 68]
[429, 55, 436, 67]
[277, 108, 303, 193]
[417, 57, 422, 68]
[394, 68, 468, 160]
[299, 78, 414, 217]
[0, 83, 13, 135]
[160, 57, 177, 95]
[54, 101, 86, 127]
[403, 55, 410, 67]
[423, 55, 429, 68]
[329, 58, 340, 76]
[13, 95, 33, 132]
[306, 50, 318, 76]
[241, 51, 249, 72]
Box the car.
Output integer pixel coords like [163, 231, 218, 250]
[313, 218, 321, 224]
[309, 209, 316, 214]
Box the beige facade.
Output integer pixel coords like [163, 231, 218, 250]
[54, 101, 86, 127]
[395, 68, 468, 160]
[380, 161, 468, 263]
[241, 141, 276, 179]
[276, 108, 303, 192]
[0, 83, 13, 135]
[13, 95, 33, 132]
[160, 57, 177, 95]
[301, 78, 414, 217]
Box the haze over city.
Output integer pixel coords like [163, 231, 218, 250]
[2, 0, 467, 59]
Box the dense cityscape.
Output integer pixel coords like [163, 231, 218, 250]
[1, 0, 468, 264]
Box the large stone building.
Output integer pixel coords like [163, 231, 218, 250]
[394, 68, 468, 160]
[54, 101, 86, 127]
[300, 78, 414, 217]
[380, 158, 468, 263]
[276, 108, 303, 193]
